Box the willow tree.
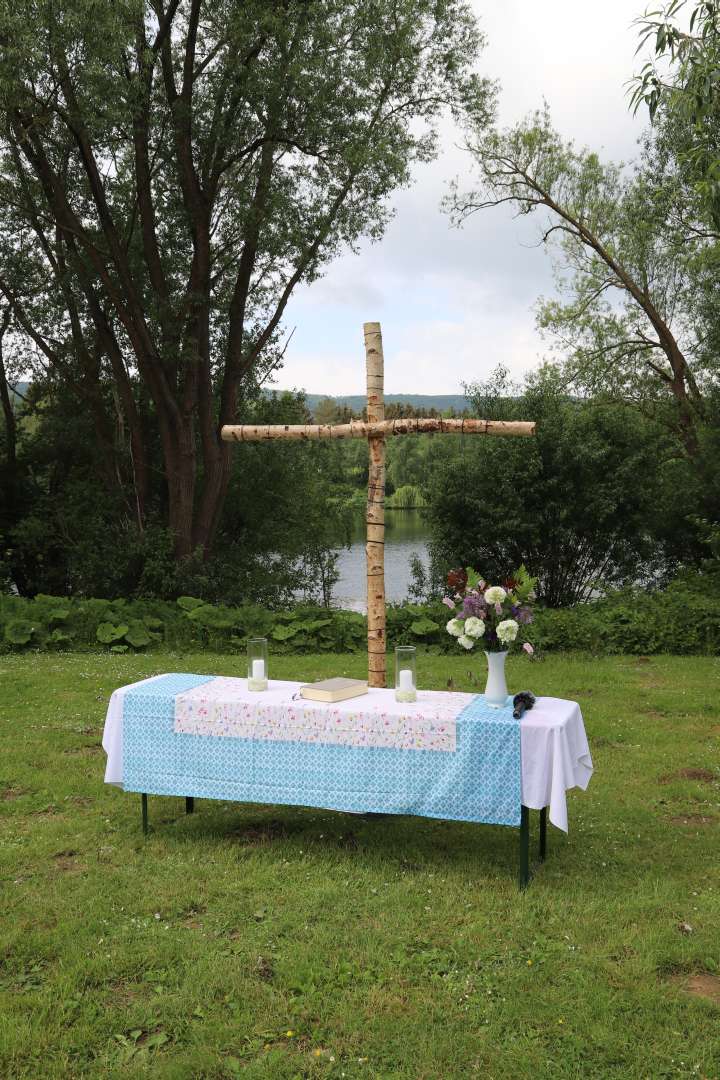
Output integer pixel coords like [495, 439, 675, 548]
[631, 0, 720, 230]
[445, 109, 707, 458]
[0, 0, 493, 558]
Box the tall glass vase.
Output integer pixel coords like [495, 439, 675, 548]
[484, 650, 509, 706]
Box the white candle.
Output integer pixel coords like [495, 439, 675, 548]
[252, 659, 265, 681]
[399, 669, 413, 692]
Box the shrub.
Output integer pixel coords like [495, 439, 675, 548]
[0, 576, 718, 655]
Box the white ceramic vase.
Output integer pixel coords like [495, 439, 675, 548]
[484, 650, 509, 706]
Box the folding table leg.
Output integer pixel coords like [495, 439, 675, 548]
[141, 793, 148, 836]
[519, 805, 530, 889]
[539, 806, 547, 862]
[185, 796, 195, 815]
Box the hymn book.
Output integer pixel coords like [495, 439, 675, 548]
[299, 678, 368, 703]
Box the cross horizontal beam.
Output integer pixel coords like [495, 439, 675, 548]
[220, 418, 536, 442]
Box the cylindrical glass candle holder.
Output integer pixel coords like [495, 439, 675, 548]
[395, 645, 417, 703]
[247, 637, 268, 691]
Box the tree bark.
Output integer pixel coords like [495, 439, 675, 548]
[221, 418, 536, 441]
[364, 321, 386, 689]
[0, 310, 16, 466]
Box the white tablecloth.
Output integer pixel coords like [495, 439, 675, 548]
[102, 676, 593, 831]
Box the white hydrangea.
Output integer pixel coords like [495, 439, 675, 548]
[446, 618, 464, 638]
[496, 618, 519, 643]
[463, 616, 485, 638]
[458, 634, 475, 650]
[484, 586, 507, 604]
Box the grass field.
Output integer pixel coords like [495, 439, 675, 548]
[1, 651, 719, 1079]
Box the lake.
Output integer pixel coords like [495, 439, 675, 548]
[332, 509, 430, 612]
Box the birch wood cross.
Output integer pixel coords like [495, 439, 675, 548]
[221, 322, 536, 688]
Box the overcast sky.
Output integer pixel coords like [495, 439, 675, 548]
[277, 0, 647, 397]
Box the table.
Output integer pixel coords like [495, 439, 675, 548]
[103, 674, 593, 886]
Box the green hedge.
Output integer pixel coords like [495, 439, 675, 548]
[1, 577, 718, 655]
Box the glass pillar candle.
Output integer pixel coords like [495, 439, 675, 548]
[247, 637, 268, 691]
[395, 646, 417, 703]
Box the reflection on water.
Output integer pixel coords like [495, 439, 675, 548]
[333, 509, 430, 612]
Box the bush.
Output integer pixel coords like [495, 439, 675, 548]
[0, 576, 718, 656]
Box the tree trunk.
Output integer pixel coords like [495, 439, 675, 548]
[0, 313, 16, 467]
[162, 418, 197, 559]
[192, 439, 233, 556]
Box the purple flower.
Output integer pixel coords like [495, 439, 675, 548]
[462, 595, 486, 618]
[516, 606, 533, 625]
[442, 597, 455, 609]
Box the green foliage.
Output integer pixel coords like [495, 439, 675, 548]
[532, 576, 720, 655]
[176, 597, 206, 613]
[185, 606, 241, 632]
[631, 0, 720, 227]
[4, 617, 34, 646]
[0, 574, 718, 656]
[123, 621, 152, 649]
[1, 389, 352, 606]
[386, 484, 428, 508]
[425, 372, 672, 606]
[96, 623, 129, 645]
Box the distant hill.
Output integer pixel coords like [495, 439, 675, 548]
[286, 392, 470, 413]
[8, 382, 469, 414]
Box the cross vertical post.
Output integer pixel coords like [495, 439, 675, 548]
[364, 322, 386, 688]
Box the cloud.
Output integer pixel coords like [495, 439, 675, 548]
[279, 0, 646, 395]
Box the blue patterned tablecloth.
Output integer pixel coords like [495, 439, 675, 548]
[122, 674, 521, 827]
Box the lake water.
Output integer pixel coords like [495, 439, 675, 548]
[332, 509, 430, 612]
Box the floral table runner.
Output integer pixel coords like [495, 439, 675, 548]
[173, 676, 471, 752]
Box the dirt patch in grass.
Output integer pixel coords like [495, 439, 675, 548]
[229, 819, 292, 845]
[53, 849, 87, 873]
[668, 814, 717, 827]
[335, 831, 359, 850]
[671, 973, 720, 1005]
[642, 709, 667, 721]
[660, 768, 716, 784]
[254, 955, 274, 980]
[62, 744, 102, 757]
[66, 794, 94, 807]
[104, 978, 144, 1006]
[178, 904, 205, 930]
[1, 787, 29, 801]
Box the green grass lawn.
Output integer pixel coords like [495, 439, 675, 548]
[1, 651, 719, 1080]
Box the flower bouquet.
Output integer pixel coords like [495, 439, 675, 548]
[443, 566, 535, 705]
